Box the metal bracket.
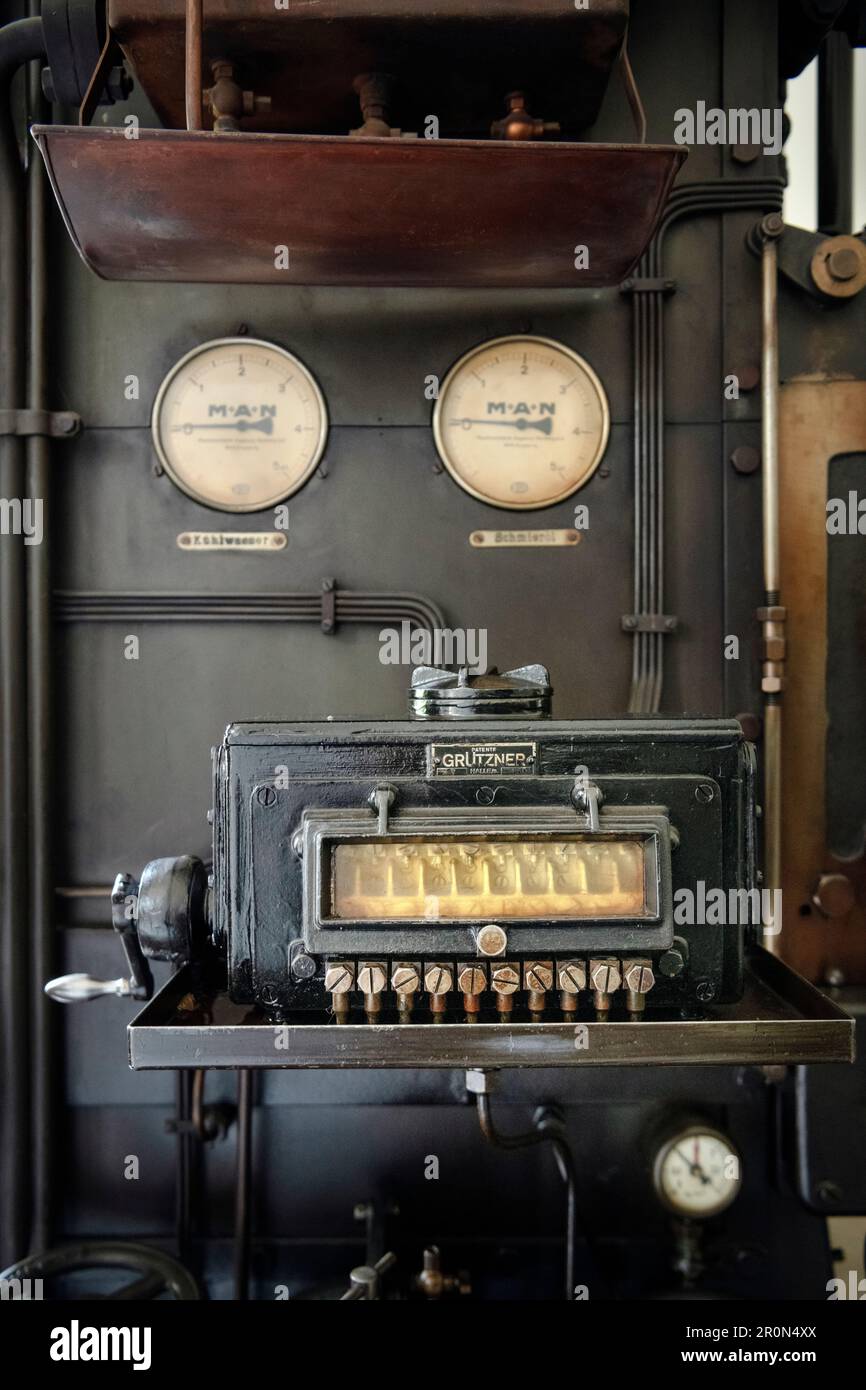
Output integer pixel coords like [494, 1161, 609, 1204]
[621, 613, 678, 633]
[0, 409, 80, 439]
[321, 577, 336, 634]
[620, 277, 676, 294]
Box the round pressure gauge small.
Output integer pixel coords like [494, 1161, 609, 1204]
[432, 335, 610, 509]
[151, 338, 328, 512]
[653, 1126, 742, 1219]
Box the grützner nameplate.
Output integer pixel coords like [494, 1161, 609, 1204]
[428, 742, 538, 775]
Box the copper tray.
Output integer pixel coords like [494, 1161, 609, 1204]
[33, 125, 684, 288]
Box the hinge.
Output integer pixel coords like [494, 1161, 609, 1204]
[0, 409, 81, 439]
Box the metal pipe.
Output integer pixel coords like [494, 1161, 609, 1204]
[761, 238, 780, 597]
[233, 1068, 253, 1300]
[475, 1092, 578, 1300]
[818, 30, 853, 238]
[0, 12, 46, 1272]
[185, 0, 203, 131]
[26, 16, 54, 1256]
[760, 225, 783, 951]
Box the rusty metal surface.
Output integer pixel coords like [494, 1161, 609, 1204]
[108, 0, 628, 137]
[778, 379, 866, 985]
[32, 126, 684, 288]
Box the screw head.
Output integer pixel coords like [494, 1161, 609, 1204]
[523, 961, 554, 992]
[827, 246, 860, 282]
[490, 963, 520, 995]
[695, 980, 716, 1003]
[589, 958, 621, 994]
[475, 925, 507, 957]
[291, 952, 316, 980]
[457, 964, 487, 995]
[357, 961, 387, 994]
[623, 959, 655, 994]
[324, 962, 355, 994]
[256, 785, 277, 807]
[424, 963, 454, 996]
[557, 960, 587, 993]
[391, 963, 421, 994]
[695, 783, 715, 804]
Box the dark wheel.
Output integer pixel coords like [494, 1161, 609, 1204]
[0, 1241, 201, 1301]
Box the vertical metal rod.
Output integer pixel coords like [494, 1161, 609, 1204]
[761, 234, 782, 950]
[0, 14, 46, 1270]
[27, 22, 55, 1255]
[234, 1068, 253, 1300]
[185, 0, 203, 132]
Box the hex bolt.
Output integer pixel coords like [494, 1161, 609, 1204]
[491, 961, 520, 1014]
[424, 962, 454, 1014]
[622, 958, 655, 1017]
[357, 960, 387, 1014]
[457, 962, 488, 1013]
[523, 960, 553, 1013]
[392, 962, 421, 1013]
[589, 957, 621, 1018]
[557, 958, 586, 1013]
[658, 946, 686, 979]
[324, 960, 355, 1015]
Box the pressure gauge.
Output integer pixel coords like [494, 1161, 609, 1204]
[653, 1125, 742, 1219]
[432, 335, 609, 510]
[151, 338, 328, 512]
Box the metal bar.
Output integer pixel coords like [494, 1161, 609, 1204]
[233, 1069, 253, 1300]
[0, 12, 46, 1271]
[26, 21, 55, 1256]
[760, 232, 782, 952]
[817, 30, 853, 237]
[185, 0, 203, 132]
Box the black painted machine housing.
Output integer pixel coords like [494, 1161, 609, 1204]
[213, 716, 756, 1013]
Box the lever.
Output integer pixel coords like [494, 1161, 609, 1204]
[44, 973, 134, 1003]
[571, 777, 602, 831]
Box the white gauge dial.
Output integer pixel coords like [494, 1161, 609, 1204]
[151, 337, 328, 513]
[432, 335, 609, 509]
[653, 1126, 743, 1219]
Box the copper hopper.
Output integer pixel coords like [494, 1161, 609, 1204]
[33, 125, 684, 288]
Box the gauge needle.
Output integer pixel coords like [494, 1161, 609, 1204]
[179, 418, 274, 435]
[676, 1147, 712, 1184]
[451, 417, 554, 435]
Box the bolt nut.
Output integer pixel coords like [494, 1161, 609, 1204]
[658, 947, 686, 978]
[557, 959, 587, 993]
[523, 960, 554, 993]
[475, 924, 508, 957]
[391, 962, 421, 994]
[589, 958, 621, 995]
[324, 961, 355, 994]
[424, 962, 454, 996]
[357, 961, 388, 995]
[623, 958, 655, 995]
[457, 963, 488, 995]
[490, 962, 520, 995]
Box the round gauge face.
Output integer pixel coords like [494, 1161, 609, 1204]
[432, 335, 609, 510]
[653, 1127, 743, 1219]
[151, 338, 328, 512]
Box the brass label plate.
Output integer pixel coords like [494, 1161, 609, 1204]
[469, 529, 580, 548]
[428, 742, 538, 775]
[177, 531, 287, 553]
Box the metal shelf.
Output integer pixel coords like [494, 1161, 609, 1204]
[128, 948, 854, 1070]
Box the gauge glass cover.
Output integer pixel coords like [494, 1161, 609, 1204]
[654, 1127, 743, 1218]
[151, 337, 328, 512]
[433, 335, 610, 509]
